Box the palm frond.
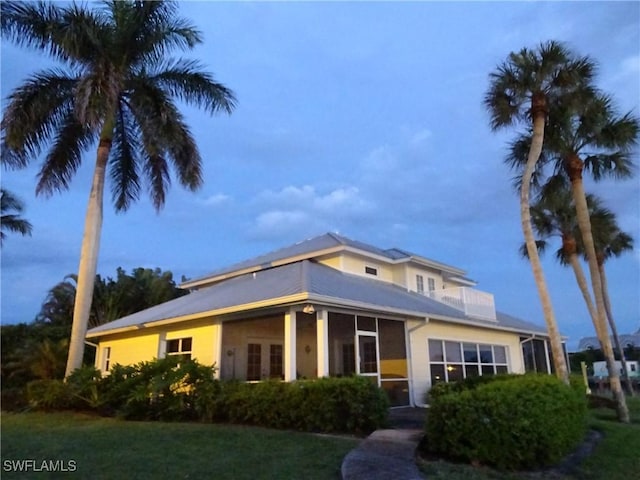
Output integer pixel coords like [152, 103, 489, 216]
[1, 1, 106, 67]
[36, 113, 96, 196]
[143, 153, 171, 210]
[127, 79, 203, 193]
[583, 152, 635, 181]
[143, 58, 236, 114]
[110, 102, 141, 212]
[1, 69, 78, 169]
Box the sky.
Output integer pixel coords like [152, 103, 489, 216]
[1, 1, 638, 351]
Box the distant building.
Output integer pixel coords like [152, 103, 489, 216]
[592, 360, 639, 379]
[578, 328, 640, 351]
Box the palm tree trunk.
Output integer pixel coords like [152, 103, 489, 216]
[522, 100, 569, 384]
[64, 129, 113, 378]
[567, 253, 599, 333]
[568, 154, 629, 422]
[600, 262, 635, 396]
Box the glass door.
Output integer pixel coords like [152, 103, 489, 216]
[356, 333, 379, 380]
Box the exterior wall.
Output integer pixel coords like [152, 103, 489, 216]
[317, 255, 343, 271]
[95, 318, 218, 373]
[407, 319, 525, 406]
[340, 253, 394, 282]
[96, 331, 161, 372]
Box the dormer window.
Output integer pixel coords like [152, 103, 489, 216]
[365, 266, 378, 276]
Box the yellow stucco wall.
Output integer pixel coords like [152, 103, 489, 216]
[407, 319, 525, 405]
[95, 318, 219, 373]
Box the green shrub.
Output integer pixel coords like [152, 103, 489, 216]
[26, 379, 73, 410]
[224, 376, 388, 434]
[426, 373, 520, 403]
[424, 374, 587, 470]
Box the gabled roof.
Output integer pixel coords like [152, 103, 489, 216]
[578, 332, 640, 351]
[87, 260, 547, 338]
[180, 232, 471, 290]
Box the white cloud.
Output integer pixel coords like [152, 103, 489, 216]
[200, 193, 231, 206]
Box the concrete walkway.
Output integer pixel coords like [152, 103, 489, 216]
[341, 408, 426, 480]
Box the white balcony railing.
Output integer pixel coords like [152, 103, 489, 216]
[428, 287, 496, 321]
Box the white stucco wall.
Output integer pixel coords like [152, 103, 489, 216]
[407, 319, 525, 406]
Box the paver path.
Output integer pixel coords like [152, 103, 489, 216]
[341, 408, 426, 480]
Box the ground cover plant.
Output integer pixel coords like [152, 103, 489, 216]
[0, 412, 357, 480]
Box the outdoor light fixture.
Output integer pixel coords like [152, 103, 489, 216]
[302, 304, 315, 314]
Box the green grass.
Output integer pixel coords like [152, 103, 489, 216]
[0, 412, 358, 480]
[419, 396, 640, 480]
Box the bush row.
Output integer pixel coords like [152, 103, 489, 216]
[25, 357, 388, 434]
[423, 374, 588, 471]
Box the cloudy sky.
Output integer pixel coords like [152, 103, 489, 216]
[1, 1, 638, 350]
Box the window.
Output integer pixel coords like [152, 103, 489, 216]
[365, 266, 378, 276]
[103, 346, 111, 371]
[427, 277, 436, 292]
[416, 275, 424, 294]
[428, 339, 509, 385]
[247, 343, 262, 381]
[269, 344, 283, 378]
[167, 337, 192, 361]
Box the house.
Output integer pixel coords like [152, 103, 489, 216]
[87, 232, 555, 407]
[592, 360, 640, 379]
[578, 329, 640, 351]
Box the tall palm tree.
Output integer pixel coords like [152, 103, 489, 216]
[588, 206, 635, 396]
[0, 188, 33, 245]
[526, 188, 598, 335]
[1, 1, 236, 377]
[509, 91, 638, 422]
[484, 40, 595, 383]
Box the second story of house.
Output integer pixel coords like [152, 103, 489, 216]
[180, 232, 497, 321]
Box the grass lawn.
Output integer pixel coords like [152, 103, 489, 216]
[418, 396, 640, 479]
[0, 412, 358, 480]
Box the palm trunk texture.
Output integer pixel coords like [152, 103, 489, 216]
[600, 263, 635, 396]
[522, 102, 569, 384]
[64, 138, 111, 378]
[568, 156, 629, 422]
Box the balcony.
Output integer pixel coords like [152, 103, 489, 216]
[428, 287, 496, 321]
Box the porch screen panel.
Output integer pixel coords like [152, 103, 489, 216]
[379, 318, 409, 406]
[328, 312, 355, 377]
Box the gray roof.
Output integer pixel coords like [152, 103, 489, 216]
[180, 232, 470, 288]
[88, 260, 547, 338]
[578, 332, 640, 351]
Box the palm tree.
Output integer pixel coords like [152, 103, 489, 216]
[484, 40, 595, 383]
[526, 188, 598, 334]
[1, 1, 236, 378]
[588, 206, 635, 396]
[509, 91, 638, 422]
[0, 188, 33, 245]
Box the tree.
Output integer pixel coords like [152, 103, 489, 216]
[0, 188, 33, 245]
[1, 1, 236, 377]
[510, 90, 638, 422]
[484, 40, 595, 384]
[588, 203, 635, 396]
[525, 188, 599, 333]
[36, 267, 187, 329]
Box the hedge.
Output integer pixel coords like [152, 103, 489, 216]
[424, 374, 587, 470]
[26, 357, 388, 434]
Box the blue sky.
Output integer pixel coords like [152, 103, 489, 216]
[1, 1, 638, 350]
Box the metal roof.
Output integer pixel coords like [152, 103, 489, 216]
[87, 260, 547, 338]
[180, 232, 468, 289]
